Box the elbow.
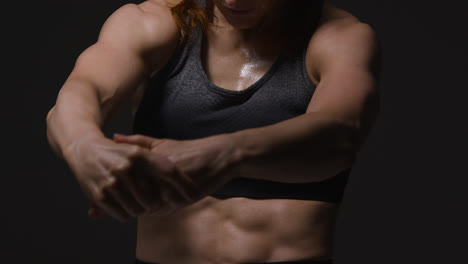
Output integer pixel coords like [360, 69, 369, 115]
[45, 106, 55, 144]
[46, 106, 55, 123]
[341, 144, 357, 171]
[336, 121, 360, 170]
[46, 106, 63, 159]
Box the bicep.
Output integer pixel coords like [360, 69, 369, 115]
[69, 41, 148, 118]
[66, 3, 178, 123]
[306, 22, 381, 149]
[306, 66, 379, 127]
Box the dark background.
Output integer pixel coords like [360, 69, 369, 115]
[4, 0, 467, 263]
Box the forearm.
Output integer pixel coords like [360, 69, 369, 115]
[46, 79, 106, 160]
[231, 112, 357, 183]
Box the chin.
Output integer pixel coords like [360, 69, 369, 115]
[224, 17, 260, 29]
[229, 23, 256, 29]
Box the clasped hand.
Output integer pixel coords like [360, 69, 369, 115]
[70, 133, 239, 222]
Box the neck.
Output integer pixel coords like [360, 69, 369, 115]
[205, 0, 286, 57]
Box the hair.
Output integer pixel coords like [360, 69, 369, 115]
[168, 0, 325, 57]
[168, 0, 211, 40]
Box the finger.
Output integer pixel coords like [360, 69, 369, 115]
[175, 168, 204, 202]
[146, 153, 203, 203]
[161, 183, 189, 208]
[88, 202, 105, 218]
[113, 134, 164, 149]
[135, 151, 192, 204]
[105, 179, 146, 218]
[164, 166, 203, 203]
[119, 171, 161, 214]
[131, 175, 162, 212]
[149, 186, 182, 216]
[117, 156, 165, 213]
[92, 187, 132, 223]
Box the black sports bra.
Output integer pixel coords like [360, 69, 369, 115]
[132, 0, 350, 203]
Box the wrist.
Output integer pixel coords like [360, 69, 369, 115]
[62, 130, 106, 163]
[227, 130, 255, 179]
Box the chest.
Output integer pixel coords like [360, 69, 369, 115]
[200, 43, 319, 92]
[201, 48, 278, 92]
[132, 29, 319, 139]
[134, 60, 315, 141]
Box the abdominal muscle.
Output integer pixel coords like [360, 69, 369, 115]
[135, 196, 339, 264]
[130, 2, 358, 262]
[132, 43, 339, 264]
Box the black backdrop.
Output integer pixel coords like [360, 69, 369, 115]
[4, 0, 467, 263]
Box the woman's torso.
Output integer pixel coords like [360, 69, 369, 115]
[136, 197, 338, 263]
[133, 1, 358, 263]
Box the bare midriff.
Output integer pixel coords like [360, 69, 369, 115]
[134, 2, 355, 263]
[136, 197, 339, 264]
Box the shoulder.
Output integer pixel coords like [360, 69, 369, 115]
[305, 1, 381, 84]
[104, 0, 175, 28]
[95, 0, 183, 76]
[106, 0, 180, 42]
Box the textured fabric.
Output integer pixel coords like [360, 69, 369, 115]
[135, 257, 333, 264]
[132, 0, 350, 203]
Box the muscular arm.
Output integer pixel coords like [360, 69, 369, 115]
[46, 1, 180, 159]
[230, 21, 381, 183]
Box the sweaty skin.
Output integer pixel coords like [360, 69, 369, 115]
[132, 1, 364, 263]
[46, 0, 378, 262]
